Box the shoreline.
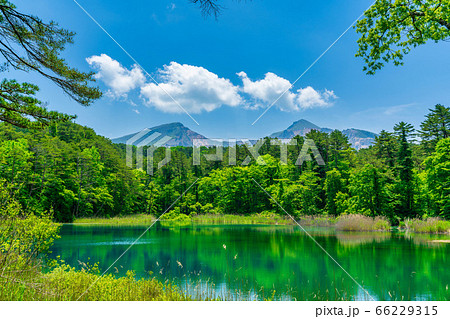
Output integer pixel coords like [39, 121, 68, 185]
[69, 214, 450, 234]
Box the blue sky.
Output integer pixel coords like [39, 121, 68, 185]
[7, 0, 450, 139]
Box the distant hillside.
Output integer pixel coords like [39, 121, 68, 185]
[270, 119, 323, 139]
[112, 120, 377, 150]
[112, 122, 207, 147]
[270, 119, 377, 150]
[341, 128, 378, 150]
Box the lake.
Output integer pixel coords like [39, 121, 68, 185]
[50, 224, 450, 301]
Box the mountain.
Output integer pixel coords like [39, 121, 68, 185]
[112, 120, 377, 150]
[111, 122, 207, 147]
[270, 119, 332, 138]
[270, 119, 377, 150]
[341, 128, 378, 150]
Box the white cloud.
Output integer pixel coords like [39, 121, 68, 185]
[238, 71, 297, 111]
[140, 62, 242, 113]
[297, 86, 337, 109]
[238, 72, 336, 111]
[87, 54, 336, 114]
[86, 54, 145, 99]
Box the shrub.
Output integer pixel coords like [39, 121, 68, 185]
[39, 264, 187, 301]
[335, 214, 390, 232]
[74, 214, 155, 226]
[0, 180, 60, 300]
[298, 215, 338, 227]
[160, 207, 191, 226]
[404, 217, 450, 233]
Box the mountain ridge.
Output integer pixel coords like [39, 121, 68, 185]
[111, 122, 207, 147]
[270, 119, 377, 149]
[111, 119, 377, 149]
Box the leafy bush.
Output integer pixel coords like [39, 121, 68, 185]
[39, 264, 187, 301]
[0, 180, 60, 299]
[160, 207, 191, 226]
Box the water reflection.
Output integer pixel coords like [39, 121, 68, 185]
[50, 224, 450, 301]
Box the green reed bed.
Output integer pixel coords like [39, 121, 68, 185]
[298, 215, 338, 227]
[73, 214, 156, 226]
[1, 256, 358, 301]
[190, 213, 293, 225]
[404, 217, 450, 234]
[335, 214, 390, 232]
[0, 259, 188, 301]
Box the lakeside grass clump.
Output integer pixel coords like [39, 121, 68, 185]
[298, 215, 338, 227]
[191, 212, 293, 225]
[73, 214, 156, 226]
[0, 260, 188, 301]
[404, 217, 450, 234]
[2, 258, 359, 301]
[335, 214, 390, 232]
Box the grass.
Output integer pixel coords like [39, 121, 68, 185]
[73, 213, 394, 232]
[335, 214, 391, 232]
[298, 215, 338, 227]
[74, 213, 294, 227]
[190, 213, 293, 225]
[404, 217, 450, 234]
[0, 258, 188, 301]
[73, 214, 156, 226]
[3, 257, 351, 301]
[1, 263, 363, 301]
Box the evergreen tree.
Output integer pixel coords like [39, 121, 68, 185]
[393, 122, 416, 218]
[374, 130, 397, 168]
[420, 104, 450, 153]
[324, 169, 344, 216]
[0, 1, 101, 128]
[425, 138, 450, 219]
[328, 130, 351, 169]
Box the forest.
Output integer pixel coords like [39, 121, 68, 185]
[0, 0, 450, 302]
[1, 104, 449, 225]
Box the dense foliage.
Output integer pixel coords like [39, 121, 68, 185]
[356, 0, 450, 74]
[0, 0, 101, 128]
[0, 104, 449, 225]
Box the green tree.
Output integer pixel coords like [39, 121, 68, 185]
[0, 0, 101, 128]
[348, 165, 388, 217]
[0, 138, 32, 186]
[281, 171, 322, 216]
[394, 122, 416, 218]
[420, 104, 450, 153]
[324, 168, 344, 216]
[74, 146, 112, 217]
[356, 0, 450, 74]
[304, 129, 329, 181]
[374, 130, 398, 168]
[328, 130, 352, 172]
[424, 138, 450, 218]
